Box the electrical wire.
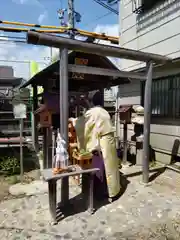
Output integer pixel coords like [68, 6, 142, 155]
[0, 35, 26, 40]
[0, 20, 69, 30]
[93, 0, 117, 13]
[0, 23, 119, 43]
[92, 0, 118, 14]
[84, 11, 113, 28]
[0, 59, 47, 64]
[0, 39, 26, 44]
[60, 0, 62, 8]
[106, 0, 119, 5]
[0, 20, 119, 40]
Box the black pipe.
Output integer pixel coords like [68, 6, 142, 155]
[27, 31, 171, 64]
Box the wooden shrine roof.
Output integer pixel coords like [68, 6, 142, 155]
[21, 51, 129, 92]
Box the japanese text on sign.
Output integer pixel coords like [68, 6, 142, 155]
[72, 58, 88, 79]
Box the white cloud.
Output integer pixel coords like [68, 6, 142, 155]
[0, 32, 60, 80]
[93, 24, 120, 96]
[38, 11, 48, 24]
[0, 32, 9, 41]
[0, 23, 120, 84]
[94, 24, 119, 38]
[12, 0, 43, 7]
[93, 24, 120, 69]
[12, 0, 28, 4]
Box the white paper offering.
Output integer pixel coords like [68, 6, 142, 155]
[13, 103, 27, 119]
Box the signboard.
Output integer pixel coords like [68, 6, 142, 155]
[12, 88, 29, 119]
[72, 58, 88, 79]
[13, 103, 27, 119]
[75, 58, 88, 65]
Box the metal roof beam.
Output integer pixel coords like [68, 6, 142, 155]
[27, 31, 171, 64]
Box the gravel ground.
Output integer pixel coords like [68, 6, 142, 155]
[0, 166, 180, 239]
[0, 170, 41, 202]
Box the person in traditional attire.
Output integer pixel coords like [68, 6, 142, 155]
[74, 90, 121, 200]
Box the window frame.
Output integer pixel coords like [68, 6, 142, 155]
[142, 0, 165, 12]
[133, 0, 165, 14]
[141, 74, 180, 120]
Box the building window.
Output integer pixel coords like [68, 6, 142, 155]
[142, 0, 165, 11]
[132, 0, 165, 14]
[141, 75, 180, 118]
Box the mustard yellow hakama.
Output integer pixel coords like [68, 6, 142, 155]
[100, 133, 120, 197]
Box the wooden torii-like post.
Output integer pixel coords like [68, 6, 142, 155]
[26, 31, 171, 184]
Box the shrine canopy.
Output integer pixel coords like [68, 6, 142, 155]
[21, 51, 129, 92]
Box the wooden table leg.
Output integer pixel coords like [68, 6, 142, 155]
[48, 180, 57, 224]
[61, 177, 69, 204]
[82, 173, 88, 199]
[88, 173, 95, 214]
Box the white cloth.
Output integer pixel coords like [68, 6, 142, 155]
[53, 133, 69, 169]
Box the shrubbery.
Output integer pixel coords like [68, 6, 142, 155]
[0, 155, 20, 175]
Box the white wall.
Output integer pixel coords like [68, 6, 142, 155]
[118, 82, 141, 105]
[118, 0, 180, 163]
[119, 0, 180, 71]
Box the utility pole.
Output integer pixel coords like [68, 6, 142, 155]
[57, 0, 81, 39]
[68, 0, 75, 38]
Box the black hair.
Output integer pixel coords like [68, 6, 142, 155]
[88, 90, 103, 106]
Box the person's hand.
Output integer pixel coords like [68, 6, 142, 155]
[70, 143, 78, 148]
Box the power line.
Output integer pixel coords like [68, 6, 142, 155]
[0, 59, 47, 64]
[106, 0, 119, 4]
[84, 11, 113, 28]
[92, 0, 118, 14]
[0, 25, 119, 43]
[0, 35, 26, 40]
[0, 39, 26, 44]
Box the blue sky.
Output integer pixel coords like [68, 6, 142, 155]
[0, 0, 119, 79]
[1, 0, 118, 31]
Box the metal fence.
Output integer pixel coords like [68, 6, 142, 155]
[0, 94, 32, 136]
[141, 74, 180, 119]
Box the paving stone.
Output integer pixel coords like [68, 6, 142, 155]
[9, 181, 48, 196]
[1, 169, 180, 239]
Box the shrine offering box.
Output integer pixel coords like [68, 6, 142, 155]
[72, 151, 92, 169]
[119, 105, 133, 124]
[34, 104, 53, 127]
